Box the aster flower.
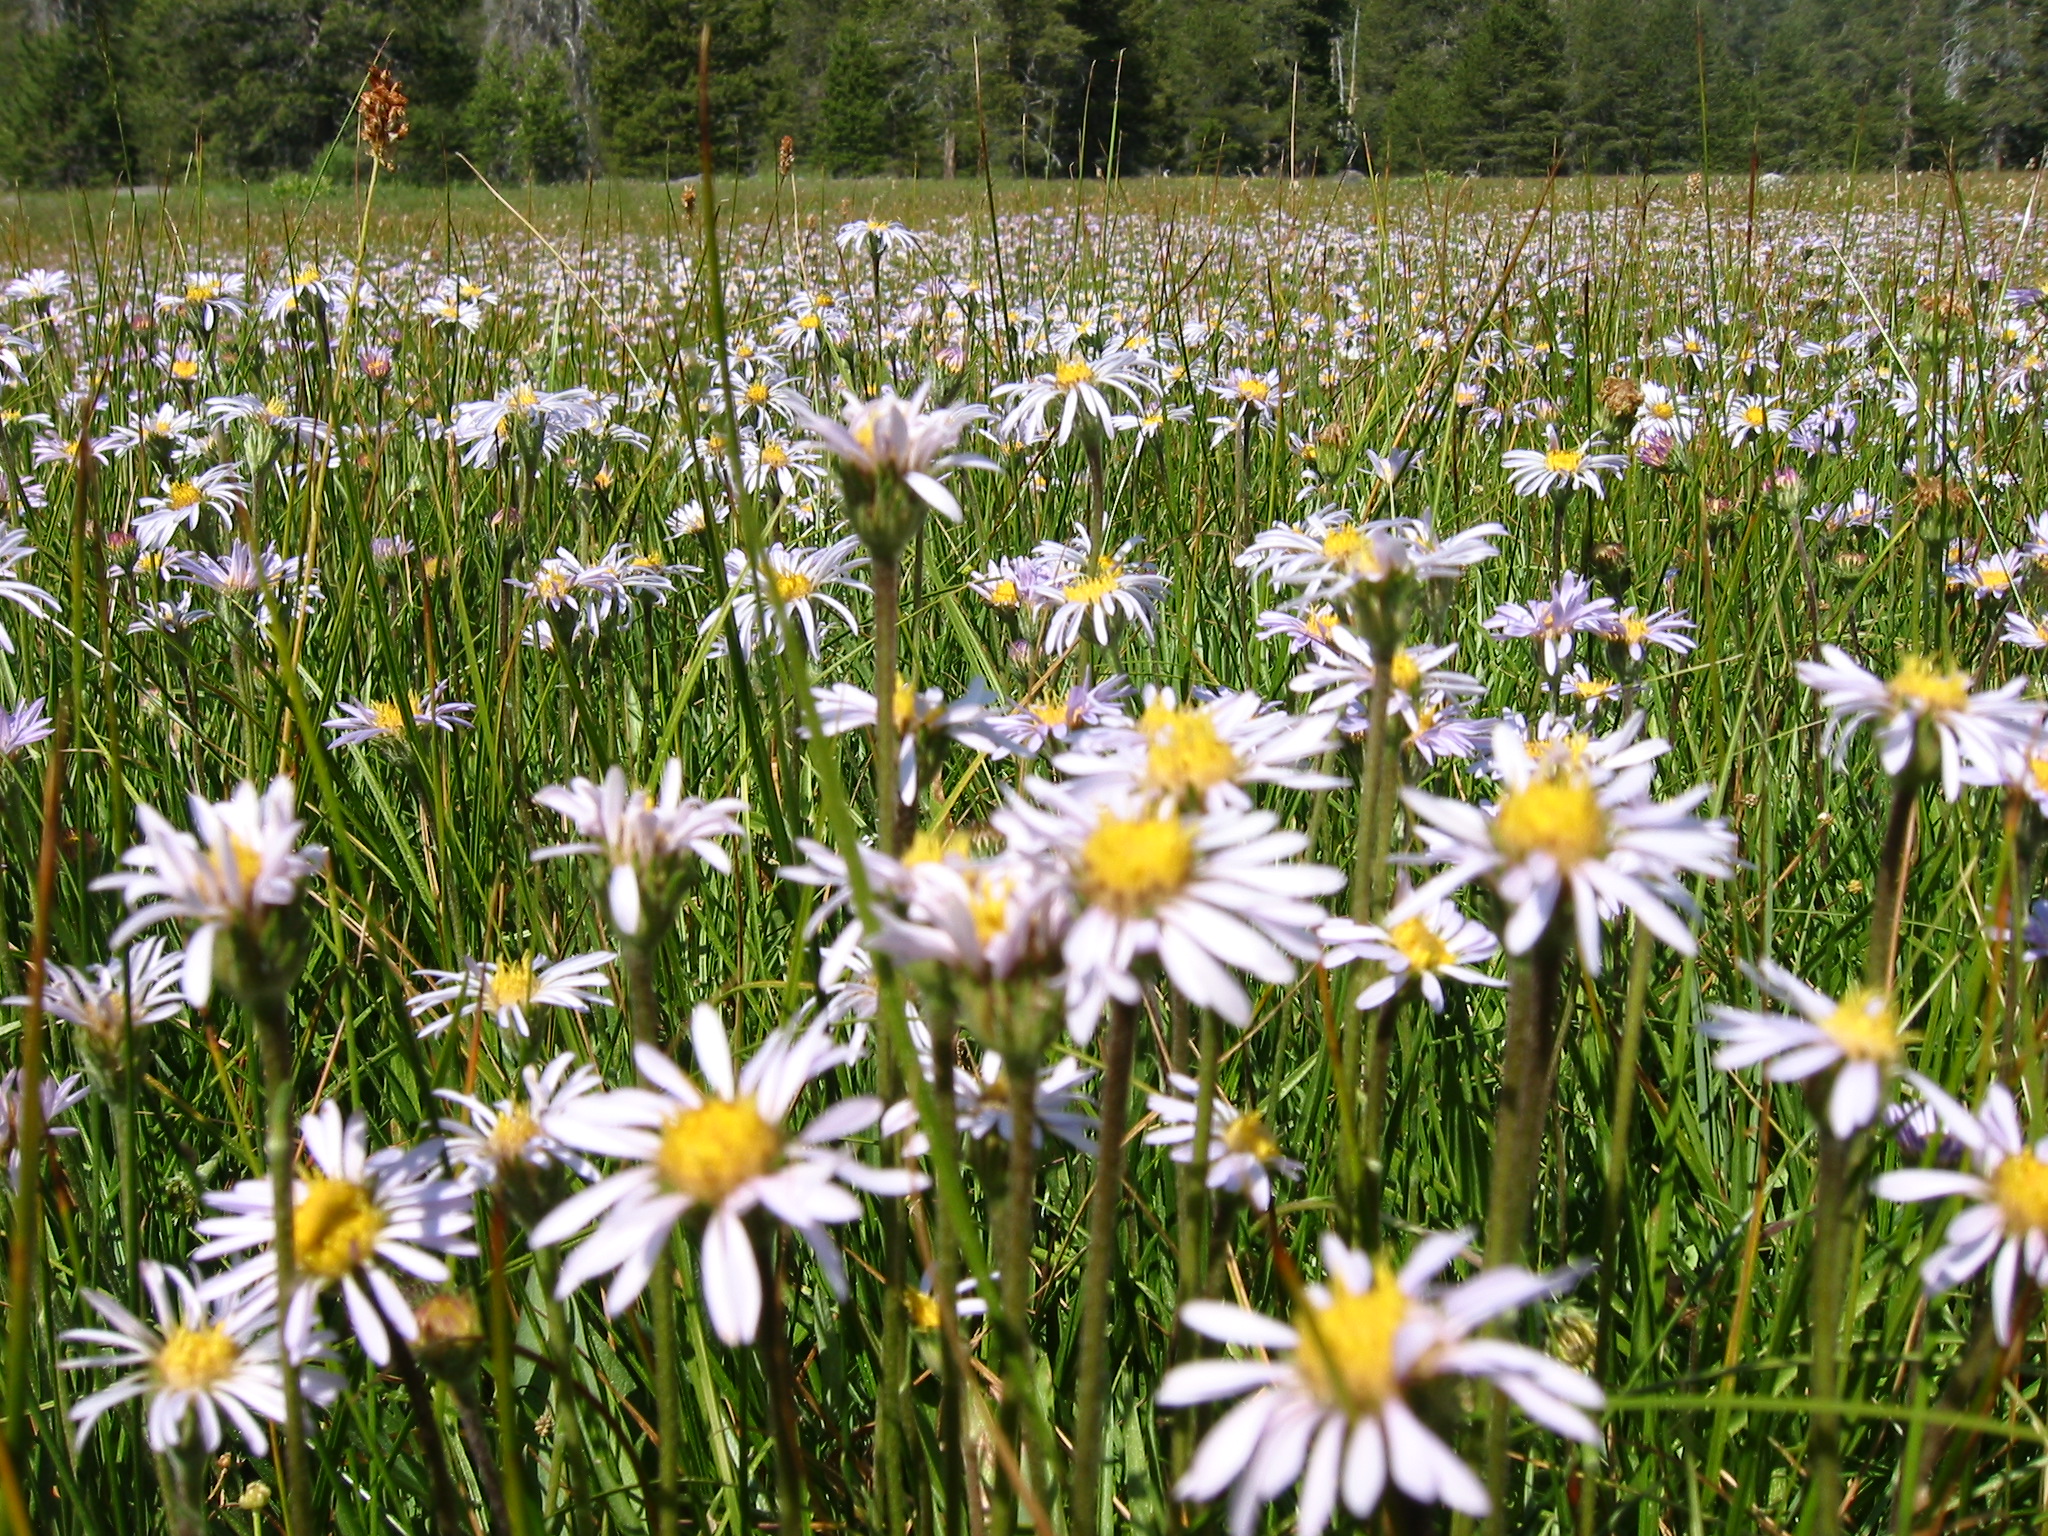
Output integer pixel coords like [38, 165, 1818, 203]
[155, 271, 247, 330]
[0, 529, 60, 654]
[134, 463, 249, 548]
[1722, 394, 1791, 446]
[810, 679, 1013, 804]
[0, 696, 54, 756]
[994, 347, 1158, 445]
[1036, 524, 1170, 651]
[168, 542, 304, 600]
[1053, 685, 1343, 809]
[322, 683, 474, 748]
[1703, 963, 1905, 1137]
[0, 1068, 88, 1186]
[996, 778, 1343, 1040]
[408, 951, 616, 1039]
[531, 760, 747, 938]
[1143, 1075, 1300, 1209]
[1290, 635, 1486, 720]
[1159, 1231, 1601, 1534]
[29, 934, 185, 1081]
[532, 1005, 922, 1342]
[1875, 1080, 2048, 1342]
[708, 537, 869, 658]
[61, 1262, 341, 1455]
[95, 777, 327, 1006]
[794, 385, 993, 534]
[437, 1053, 605, 1192]
[1395, 719, 1737, 973]
[1630, 382, 1698, 444]
[1794, 646, 2039, 799]
[451, 382, 602, 469]
[1319, 900, 1504, 1013]
[835, 218, 922, 257]
[194, 1103, 477, 1366]
[1484, 571, 1618, 675]
[1500, 432, 1628, 498]
[992, 674, 1133, 755]
[950, 1049, 1099, 1153]
[869, 851, 1072, 983]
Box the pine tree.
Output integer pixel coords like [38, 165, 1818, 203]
[589, 0, 776, 176]
[465, 47, 525, 181]
[1448, 0, 1566, 172]
[519, 47, 587, 179]
[815, 20, 896, 173]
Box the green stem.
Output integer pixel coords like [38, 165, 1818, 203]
[1359, 991, 1403, 1252]
[1482, 925, 1568, 1536]
[254, 1008, 313, 1536]
[624, 939, 661, 1047]
[1808, 1126, 1852, 1536]
[1071, 1000, 1138, 1536]
[487, 1210, 533, 1536]
[925, 992, 967, 1536]
[647, 1244, 680, 1535]
[1180, 1007, 1222, 1299]
[390, 1337, 468, 1536]
[759, 1230, 808, 1536]
[1867, 768, 1921, 990]
[991, 1046, 1040, 1536]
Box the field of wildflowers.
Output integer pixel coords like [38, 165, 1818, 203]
[2, 90, 2048, 1536]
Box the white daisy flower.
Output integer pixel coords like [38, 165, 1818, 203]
[1875, 1080, 2048, 1342]
[1395, 719, 1737, 974]
[869, 851, 1072, 983]
[1722, 394, 1791, 445]
[1159, 1231, 1601, 1534]
[1484, 571, 1618, 675]
[321, 683, 474, 748]
[950, 1048, 1099, 1154]
[194, 1103, 477, 1366]
[28, 934, 186, 1072]
[1500, 432, 1628, 497]
[532, 1005, 922, 1342]
[708, 537, 869, 658]
[532, 761, 747, 938]
[1794, 646, 2040, 800]
[994, 347, 1158, 445]
[996, 778, 1343, 1040]
[1054, 686, 1343, 809]
[436, 1053, 606, 1191]
[407, 951, 615, 1039]
[1143, 1074, 1300, 1209]
[61, 1262, 341, 1455]
[1035, 524, 1170, 651]
[94, 777, 327, 1006]
[0, 528, 61, 654]
[794, 385, 993, 524]
[0, 1068, 88, 1186]
[1702, 963, 1904, 1137]
[1319, 900, 1504, 1012]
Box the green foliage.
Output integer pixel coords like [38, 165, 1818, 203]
[1451, 0, 1566, 172]
[518, 48, 588, 182]
[590, 0, 776, 175]
[815, 20, 899, 174]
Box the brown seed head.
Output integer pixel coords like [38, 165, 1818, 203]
[358, 66, 410, 170]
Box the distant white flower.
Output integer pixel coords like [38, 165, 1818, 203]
[1396, 719, 1737, 973]
[1485, 572, 1617, 675]
[322, 683, 474, 748]
[532, 761, 747, 937]
[0, 1068, 88, 1186]
[195, 1103, 477, 1366]
[995, 348, 1158, 445]
[0, 529, 60, 654]
[1143, 1074, 1299, 1209]
[437, 1053, 605, 1189]
[1795, 646, 2039, 799]
[62, 1262, 341, 1455]
[1054, 686, 1342, 809]
[708, 537, 868, 658]
[1319, 901, 1503, 1013]
[1035, 524, 1169, 651]
[1500, 432, 1627, 497]
[795, 385, 992, 522]
[95, 778, 327, 1006]
[408, 951, 615, 1039]
[1703, 963, 1904, 1137]
[1159, 1231, 1601, 1533]
[533, 1006, 922, 1342]
[1876, 1080, 2048, 1342]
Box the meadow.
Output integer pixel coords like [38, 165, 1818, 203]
[0, 150, 2045, 1536]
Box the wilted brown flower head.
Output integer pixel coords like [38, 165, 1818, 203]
[359, 66, 410, 170]
[682, 182, 699, 215]
[778, 136, 796, 176]
[1597, 375, 1643, 424]
[1909, 473, 1971, 512]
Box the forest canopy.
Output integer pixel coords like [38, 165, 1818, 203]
[2, 0, 2045, 187]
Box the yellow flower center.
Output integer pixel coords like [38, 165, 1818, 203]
[226, 833, 266, 888]
[1994, 1151, 2048, 1233]
[1819, 986, 1901, 1063]
[263, 396, 291, 419]
[903, 1289, 942, 1330]
[1140, 703, 1240, 797]
[984, 578, 1020, 608]
[760, 442, 791, 469]
[185, 281, 219, 303]
[903, 828, 970, 866]
[892, 678, 918, 733]
[1062, 562, 1124, 607]
[745, 382, 771, 405]
[1650, 400, 1675, 420]
[1544, 448, 1585, 475]
[293, 1177, 385, 1281]
[772, 569, 815, 603]
[369, 700, 408, 737]
[532, 570, 574, 603]
[1304, 607, 1339, 641]
[798, 313, 822, 331]
[166, 482, 202, 510]
[1236, 376, 1272, 403]
[1080, 812, 1195, 915]
[1492, 772, 1608, 868]
[507, 385, 540, 412]
[157, 1325, 241, 1390]
[965, 871, 1014, 946]
[1980, 567, 2013, 590]
[1222, 1110, 1280, 1161]
[484, 956, 537, 1011]
[171, 357, 200, 381]
[1388, 651, 1423, 694]
[1743, 405, 1767, 427]
[1387, 916, 1455, 974]
[1054, 358, 1096, 389]
[1294, 1267, 1408, 1413]
[485, 1105, 542, 1163]
[655, 1098, 782, 1206]
[1888, 656, 1971, 716]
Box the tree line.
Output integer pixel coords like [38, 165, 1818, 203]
[3, 0, 2046, 189]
